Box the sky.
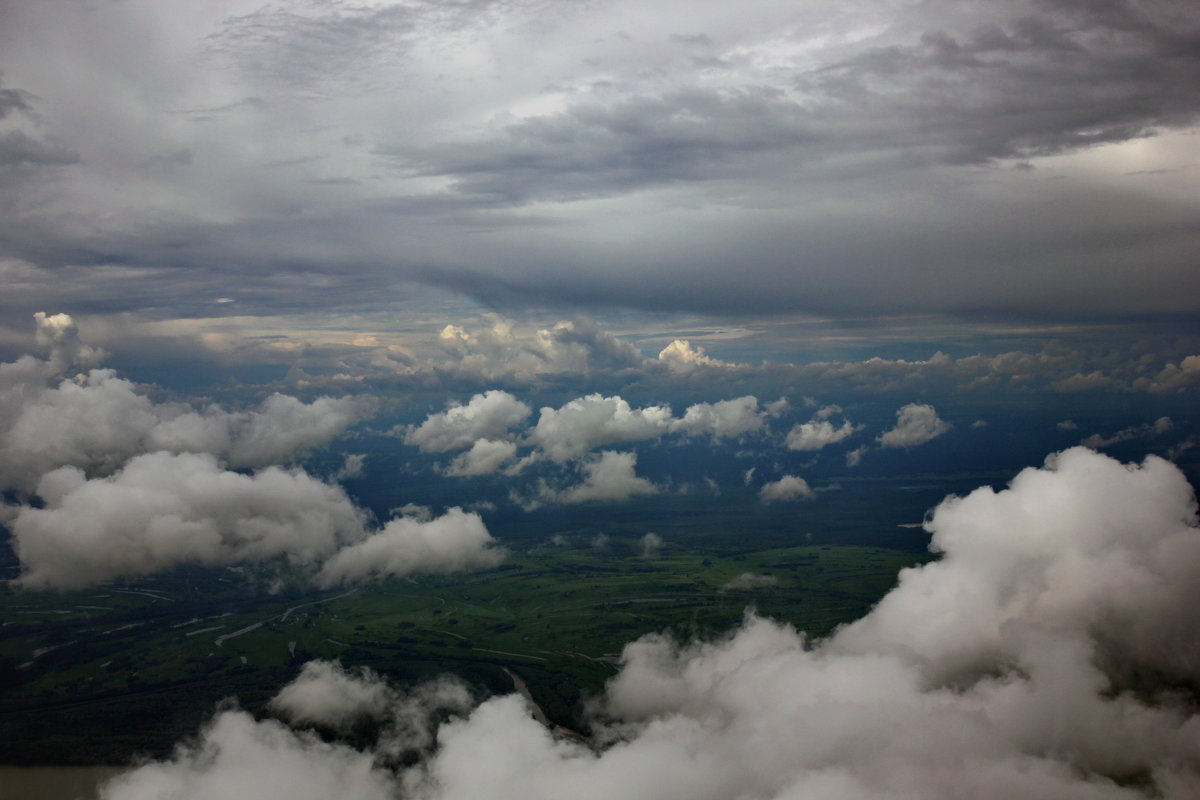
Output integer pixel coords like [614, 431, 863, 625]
[0, 0, 1198, 366]
[2, 0, 1200, 797]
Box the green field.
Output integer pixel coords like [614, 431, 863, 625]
[0, 538, 930, 764]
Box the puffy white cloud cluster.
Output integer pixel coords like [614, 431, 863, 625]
[270, 660, 473, 751]
[437, 318, 645, 382]
[32, 311, 106, 375]
[1, 314, 504, 590]
[671, 396, 765, 440]
[785, 405, 862, 451]
[527, 450, 658, 508]
[877, 402, 952, 448]
[410, 390, 768, 478]
[656, 339, 736, 373]
[9, 453, 505, 590]
[316, 508, 506, 587]
[832, 447, 1200, 685]
[758, 475, 814, 503]
[102, 448, 1200, 800]
[11, 452, 364, 590]
[100, 711, 396, 800]
[443, 439, 519, 477]
[269, 661, 394, 731]
[528, 394, 675, 463]
[0, 365, 376, 492]
[403, 391, 531, 453]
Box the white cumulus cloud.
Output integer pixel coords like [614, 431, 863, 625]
[403, 390, 531, 453]
[672, 396, 764, 440]
[443, 439, 519, 477]
[877, 402, 952, 448]
[528, 394, 673, 463]
[785, 407, 861, 451]
[0, 366, 374, 492]
[270, 661, 393, 732]
[758, 475, 814, 503]
[11, 452, 365, 590]
[656, 339, 733, 373]
[317, 508, 505, 587]
[32, 311, 106, 375]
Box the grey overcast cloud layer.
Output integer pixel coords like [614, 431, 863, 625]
[0, 0, 1198, 326]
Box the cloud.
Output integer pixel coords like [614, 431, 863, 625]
[442, 439, 519, 477]
[1135, 355, 1200, 393]
[671, 396, 764, 440]
[758, 475, 814, 503]
[0, 367, 375, 492]
[0, 316, 378, 493]
[832, 447, 1200, 685]
[270, 661, 475, 751]
[524, 393, 767, 463]
[2, 2, 1198, 324]
[101, 447, 1200, 800]
[561, 450, 658, 504]
[32, 311, 105, 375]
[436, 319, 645, 382]
[1168, 436, 1198, 462]
[785, 406, 862, 451]
[403, 390, 531, 453]
[334, 453, 367, 481]
[845, 445, 868, 467]
[656, 340, 734, 373]
[527, 394, 673, 463]
[722, 572, 779, 591]
[316, 508, 505, 587]
[100, 709, 395, 800]
[533, 450, 658, 506]
[1081, 416, 1174, 449]
[640, 532, 663, 559]
[269, 661, 393, 732]
[1057, 419, 1079, 431]
[877, 403, 952, 448]
[1047, 370, 1126, 392]
[10, 452, 365, 590]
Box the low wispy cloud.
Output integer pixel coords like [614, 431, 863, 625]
[1081, 416, 1174, 449]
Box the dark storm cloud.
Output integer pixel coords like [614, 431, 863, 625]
[403, 0, 1200, 202]
[0, 0, 1198, 325]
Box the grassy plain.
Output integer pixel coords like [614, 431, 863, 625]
[0, 538, 928, 764]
